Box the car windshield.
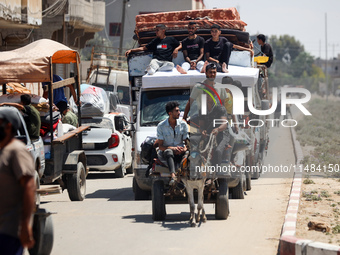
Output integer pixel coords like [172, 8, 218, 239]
[140, 89, 190, 126]
[82, 117, 113, 129]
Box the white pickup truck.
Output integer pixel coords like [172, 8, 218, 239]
[0, 106, 45, 183]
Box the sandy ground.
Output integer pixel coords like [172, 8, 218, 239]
[296, 174, 340, 245]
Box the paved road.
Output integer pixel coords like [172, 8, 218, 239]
[34, 126, 295, 255]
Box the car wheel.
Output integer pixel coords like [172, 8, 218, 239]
[215, 178, 229, 220]
[231, 176, 245, 199]
[133, 177, 150, 200]
[246, 171, 252, 191]
[34, 171, 40, 209]
[115, 155, 126, 178]
[29, 209, 54, 255]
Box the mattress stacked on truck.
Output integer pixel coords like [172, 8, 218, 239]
[135, 8, 250, 47]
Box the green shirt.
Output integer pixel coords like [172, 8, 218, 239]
[62, 110, 78, 127]
[23, 104, 41, 139]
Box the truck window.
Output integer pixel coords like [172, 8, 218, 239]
[140, 89, 190, 126]
[117, 86, 130, 105]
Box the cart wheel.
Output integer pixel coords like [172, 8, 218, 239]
[215, 179, 229, 220]
[67, 162, 86, 201]
[29, 209, 54, 255]
[115, 155, 126, 178]
[152, 180, 166, 221]
[133, 177, 150, 200]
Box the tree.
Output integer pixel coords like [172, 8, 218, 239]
[269, 35, 305, 64]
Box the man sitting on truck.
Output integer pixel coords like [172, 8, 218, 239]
[125, 24, 181, 75]
[176, 21, 205, 74]
[204, 24, 253, 73]
[256, 34, 273, 68]
[0, 94, 41, 140]
[157, 101, 189, 186]
[57, 101, 78, 127]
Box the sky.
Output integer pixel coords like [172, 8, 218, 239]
[204, 0, 340, 60]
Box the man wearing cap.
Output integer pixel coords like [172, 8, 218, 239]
[0, 107, 36, 254]
[125, 24, 181, 75]
[176, 21, 205, 74]
[182, 62, 228, 122]
[205, 24, 253, 73]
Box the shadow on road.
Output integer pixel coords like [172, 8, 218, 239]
[123, 212, 218, 230]
[87, 172, 122, 179]
[86, 187, 134, 201]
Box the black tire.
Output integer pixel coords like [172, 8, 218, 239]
[133, 177, 150, 200]
[215, 179, 229, 220]
[34, 171, 41, 209]
[29, 209, 54, 255]
[246, 171, 252, 191]
[152, 180, 166, 221]
[248, 154, 260, 179]
[67, 162, 86, 201]
[126, 165, 133, 174]
[231, 177, 245, 199]
[115, 155, 126, 178]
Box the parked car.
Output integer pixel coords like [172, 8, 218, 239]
[82, 112, 134, 177]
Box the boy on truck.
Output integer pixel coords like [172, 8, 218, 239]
[205, 24, 254, 73]
[125, 24, 181, 75]
[176, 21, 205, 74]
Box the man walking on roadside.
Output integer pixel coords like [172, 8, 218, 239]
[176, 21, 205, 74]
[125, 24, 181, 75]
[0, 107, 36, 254]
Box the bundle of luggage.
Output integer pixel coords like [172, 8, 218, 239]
[134, 8, 250, 46]
[70, 84, 109, 117]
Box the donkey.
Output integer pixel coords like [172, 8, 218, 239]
[181, 133, 216, 227]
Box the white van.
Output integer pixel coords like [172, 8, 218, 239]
[87, 68, 133, 122]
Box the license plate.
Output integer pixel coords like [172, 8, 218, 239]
[83, 143, 95, 149]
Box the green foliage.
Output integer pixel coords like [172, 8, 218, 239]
[303, 178, 315, 184]
[333, 225, 340, 234]
[269, 35, 305, 62]
[297, 98, 340, 172]
[266, 35, 325, 93]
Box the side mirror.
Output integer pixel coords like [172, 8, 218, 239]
[126, 123, 135, 132]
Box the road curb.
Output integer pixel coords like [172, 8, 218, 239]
[279, 121, 340, 255]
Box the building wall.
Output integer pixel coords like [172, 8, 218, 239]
[0, 0, 42, 28]
[101, 0, 204, 49]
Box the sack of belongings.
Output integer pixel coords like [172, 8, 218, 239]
[70, 84, 109, 117]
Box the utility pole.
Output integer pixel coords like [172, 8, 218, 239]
[119, 0, 128, 67]
[325, 13, 328, 100]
